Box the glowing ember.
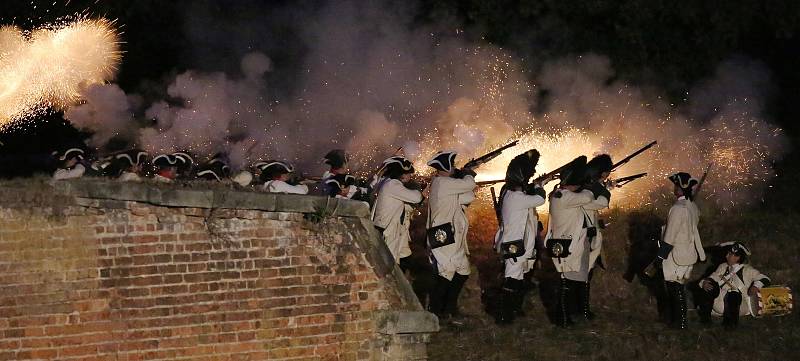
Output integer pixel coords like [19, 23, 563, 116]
[0, 17, 121, 130]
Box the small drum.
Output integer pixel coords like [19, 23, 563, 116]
[750, 286, 793, 317]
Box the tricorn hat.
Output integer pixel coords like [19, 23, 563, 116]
[505, 149, 540, 186]
[668, 172, 698, 189]
[323, 149, 348, 169]
[586, 154, 613, 181]
[560, 156, 588, 186]
[53, 148, 85, 162]
[196, 157, 230, 181]
[427, 151, 457, 172]
[115, 149, 148, 167]
[383, 156, 415, 179]
[324, 174, 349, 197]
[717, 241, 751, 263]
[261, 160, 295, 181]
[152, 154, 179, 168]
[172, 151, 195, 171]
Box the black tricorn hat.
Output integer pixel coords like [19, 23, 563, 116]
[427, 151, 457, 172]
[52, 147, 85, 162]
[383, 156, 415, 179]
[172, 151, 195, 172]
[668, 172, 697, 189]
[586, 154, 613, 181]
[718, 241, 751, 263]
[152, 154, 179, 168]
[505, 149, 540, 186]
[197, 157, 230, 181]
[260, 160, 294, 181]
[115, 149, 148, 167]
[324, 174, 349, 196]
[560, 156, 588, 186]
[323, 149, 348, 169]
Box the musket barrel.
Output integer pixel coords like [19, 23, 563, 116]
[611, 141, 657, 171]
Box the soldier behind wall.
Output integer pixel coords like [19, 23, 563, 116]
[51, 147, 86, 181]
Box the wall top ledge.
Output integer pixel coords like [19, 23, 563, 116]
[42, 178, 371, 218]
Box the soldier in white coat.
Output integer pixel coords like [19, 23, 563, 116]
[545, 156, 597, 327]
[371, 157, 423, 271]
[152, 154, 180, 183]
[115, 149, 148, 182]
[51, 148, 87, 181]
[578, 154, 614, 320]
[493, 150, 548, 324]
[260, 161, 310, 194]
[695, 242, 770, 328]
[659, 172, 705, 329]
[426, 151, 476, 321]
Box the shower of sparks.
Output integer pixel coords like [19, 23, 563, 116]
[0, 17, 121, 130]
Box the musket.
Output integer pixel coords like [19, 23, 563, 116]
[694, 163, 712, 198]
[462, 140, 519, 170]
[610, 172, 647, 188]
[490, 187, 501, 223]
[611, 141, 657, 172]
[475, 160, 571, 188]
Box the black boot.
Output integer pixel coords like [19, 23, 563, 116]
[722, 292, 742, 329]
[647, 275, 671, 324]
[695, 282, 720, 325]
[667, 281, 688, 330]
[496, 279, 517, 325]
[428, 275, 451, 319]
[556, 278, 574, 327]
[578, 281, 595, 321]
[445, 273, 469, 320]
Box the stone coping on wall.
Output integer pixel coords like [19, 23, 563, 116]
[46, 178, 371, 218]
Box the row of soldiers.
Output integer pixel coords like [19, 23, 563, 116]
[369, 147, 772, 330]
[51, 145, 772, 329]
[49, 147, 370, 199]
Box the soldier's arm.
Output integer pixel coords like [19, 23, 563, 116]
[562, 189, 594, 208]
[439, 175, 477, 195]
[582, 195, 609, 211]
[387, 181, 423, 204]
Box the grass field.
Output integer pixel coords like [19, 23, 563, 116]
[425, 196, 800, 361]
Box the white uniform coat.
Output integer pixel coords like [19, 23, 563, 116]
[428, 175, 476, 280]
[264, 180, 309, 194]
[372, 179, 423, 263]
[52, 164, 85, 181]
[701, 263, 770, 316]
[494, 188, 545, 280]
[546, 189, 594, 281]
[118, 172, 142, 182]
[661, 197, 705, 283]
[582, 195, 609, 271]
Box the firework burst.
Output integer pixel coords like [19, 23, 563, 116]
[0, 17, 121, 130]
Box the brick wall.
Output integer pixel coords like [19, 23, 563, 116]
[0, 179, 437, 360]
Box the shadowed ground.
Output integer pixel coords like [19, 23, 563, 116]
[426, 197, 800, 361]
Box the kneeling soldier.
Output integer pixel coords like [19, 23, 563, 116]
[695, 242, 769, 329]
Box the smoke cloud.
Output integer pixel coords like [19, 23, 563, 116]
[66, 0, 788, 207]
